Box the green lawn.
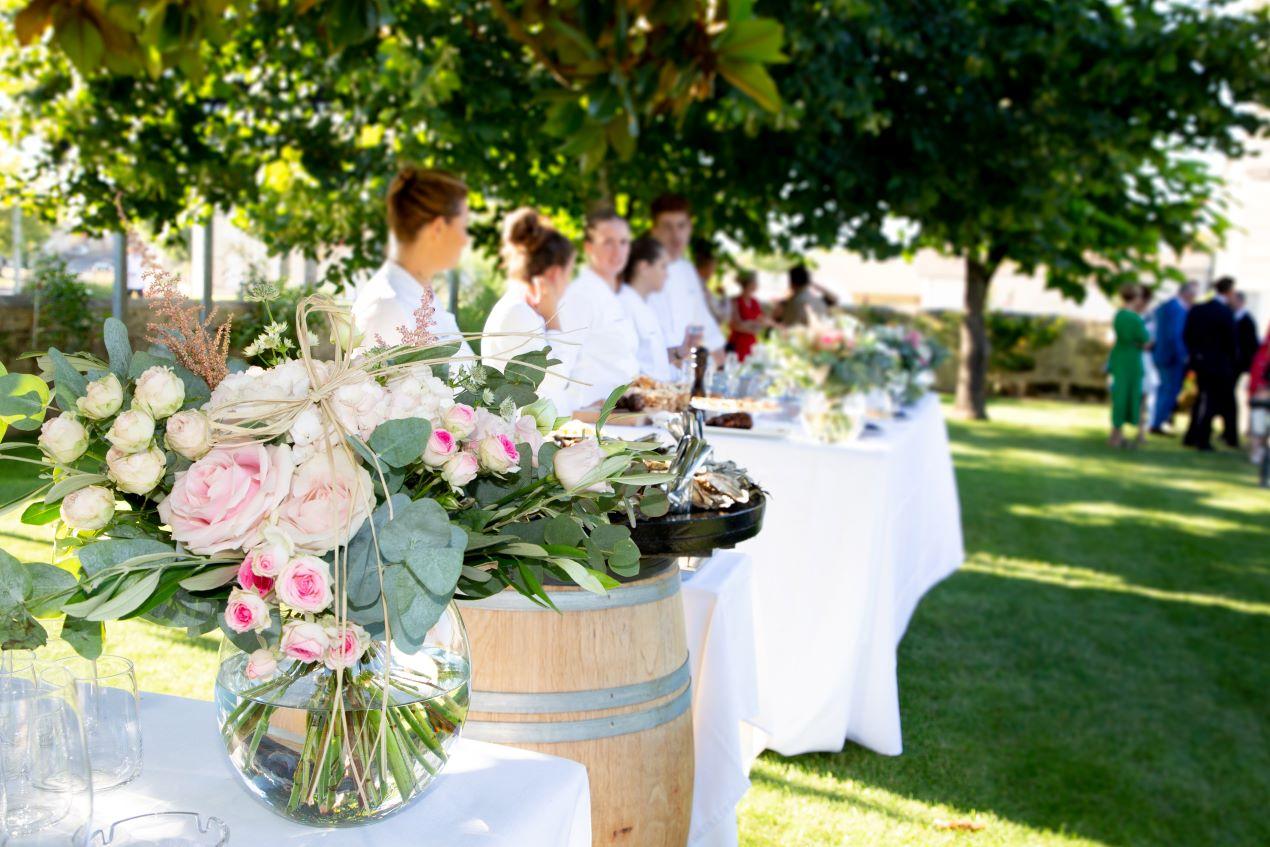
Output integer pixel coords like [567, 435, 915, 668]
[2, 399, 1267, 845]
[738, 399, 1270, 847]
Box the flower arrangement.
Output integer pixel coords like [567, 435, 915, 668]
[873, 325, 950, 404]
[0, 285, 666, 824]
[766, 313, 899, 399]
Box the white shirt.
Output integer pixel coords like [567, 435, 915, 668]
[617, 285, 674, 382]
[557, 266, 639, 408]
[351, 261, 474, 360]
[647, 257, 726, 352]
[481, 288, 573, 412]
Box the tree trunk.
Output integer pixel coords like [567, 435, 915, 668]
[954, 255, 995, 420]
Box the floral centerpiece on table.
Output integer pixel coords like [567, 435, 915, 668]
[873, 325, 950, 405]
[0, 269, 665, 825]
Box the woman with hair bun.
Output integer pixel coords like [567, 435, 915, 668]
[352, 166, 474, 357]
[483, 207, 576, 409]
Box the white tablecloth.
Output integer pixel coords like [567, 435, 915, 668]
[681, 552, 761, 847]
[96, 693, 592, 846]
[708, 394, 963, 756]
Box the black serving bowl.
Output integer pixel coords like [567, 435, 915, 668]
[627, 493, 766, 557]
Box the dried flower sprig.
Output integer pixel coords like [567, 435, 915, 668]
[394, 286, 437, 348]
[113, 194, 234, 389]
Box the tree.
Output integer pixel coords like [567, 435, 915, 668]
[3, 0, 789, 282]
[766, 0, 1269, 419]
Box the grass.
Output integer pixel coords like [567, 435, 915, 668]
[737, 399, 1269, 847]
[1, 398, 1266, 845]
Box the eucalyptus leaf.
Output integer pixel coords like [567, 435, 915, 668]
[25, 563, 78, 617]
[0, 549, 31, 608]
[368, 417, 431, 468]
[103, 318, 133, 382]
[543, 514, 584, 547]
[77, 538, 176, 577]
[47, 348, 88, 412]
[0, 609, 47, 651]
[60, 616, 103, 659]
[0, 373, 51, 433]
[345, 494, 409, 607]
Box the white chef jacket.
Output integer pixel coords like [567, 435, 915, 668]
[557, 266, 639, 408]
[617, 285, 675, 382]
[351, 261, 475, 360]
[481, 287, 574, 413]
[647, 257, 725, 352]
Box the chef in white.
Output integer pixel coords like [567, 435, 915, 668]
[352, 167, 475, 359]
[646, 194, 726, 361]
[556, 206, 640, 408]
[482, 207, 576, 410]
[617, 234, 676, 381]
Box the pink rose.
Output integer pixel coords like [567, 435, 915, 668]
[471, 407, 512, 442]
[224, 588, 271, 634]
[553, 438, 610, 493]
[422, 429, 458, 467]
[323, 621, 371, 671]
[275, 450, 374, 555]
[442, 404, 477, 439]
[275, 555, 333, 613]
[441, 452, 479, 488]
[158, 444, 295, 555]
[816, 329, 845, 351]
[478, 434, 519, 473]
[513, 415, 545, 465]
[245, 649, 278, 680]
[280, 620, 329, 664]
[237, 556, 275, 597]
[248, 529, 293, 578]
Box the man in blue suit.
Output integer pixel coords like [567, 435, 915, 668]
[1149, 281, 1197, 434]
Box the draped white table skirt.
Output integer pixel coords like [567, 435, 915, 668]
[95, 693, 592, 846]
[701, 394, 964, 757]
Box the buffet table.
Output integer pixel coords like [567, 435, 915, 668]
[96, 693, 593, 846]
[711, 393, 964, 757]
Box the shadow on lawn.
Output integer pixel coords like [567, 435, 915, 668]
[773, 405, 1270, 847]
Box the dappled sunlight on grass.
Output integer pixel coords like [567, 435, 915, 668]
[964, 551, 1270, 616]
[1008, 500, 1247, 538]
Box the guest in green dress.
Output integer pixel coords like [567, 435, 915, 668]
[1109, 284, 1153, 448]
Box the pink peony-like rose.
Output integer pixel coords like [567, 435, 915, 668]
[280, 620, 329, 663]
[275, 555, 333, 613]
[245, 649, 278, 680]
[471, 407, 513, 442]
[478, 434, 519, 473]
[158, 444, 295, 556]
[275, 450, 374, 555]
[422, 428, 458, 467]
[237, 556, 275, 597]
[442, 404, 477, 439]
[323, 621, 371, 670]
[224, 588, 271, 634]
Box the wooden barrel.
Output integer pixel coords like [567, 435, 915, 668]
[459, 559, 693, 847]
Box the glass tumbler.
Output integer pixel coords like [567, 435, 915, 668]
[57, 656, 142, 791]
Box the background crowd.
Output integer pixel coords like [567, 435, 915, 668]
[1108, 275, 1268, 462]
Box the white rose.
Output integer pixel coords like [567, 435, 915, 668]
[478, 434, 520, 473]
[441, 452, 479, 488]
[106, 445, 167, 495]
[132, 365, 185, 419]
[553, 438, 610, 493]
[327, 371, 387, 440]
[106, 409, 156, 454]
[164, 410, 214, 460]
[76, 373, 123, 420]
[38, 416, 88, 465]
[328, 311, 364, 352]
[59, 485, 115, 531]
